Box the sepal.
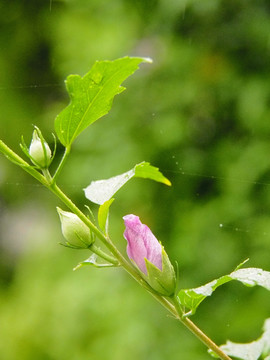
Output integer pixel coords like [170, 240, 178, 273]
[144, 247, 176, 296]
[27, 127, 52, 168]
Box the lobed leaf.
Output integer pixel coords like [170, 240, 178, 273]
[84, 162, 171, 205]
[55, 57, 152, 147]
[178, 265, 270, 316]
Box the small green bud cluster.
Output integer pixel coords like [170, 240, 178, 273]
[57, 207, 94, 249]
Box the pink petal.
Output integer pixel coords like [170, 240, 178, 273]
[123, 214, 162, 274]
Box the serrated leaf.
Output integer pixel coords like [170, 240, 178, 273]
[84, 161, 171, 205]
[178, 266, 270, 316]
[98, 198, 114, 233]
[209, 318, 270, 360]
[55, 57, 152, 147]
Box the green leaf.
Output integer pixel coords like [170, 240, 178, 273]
[230, 268, 270, 290]
[134, 162, 171, 186]
[84, 161, 171, 205]
[215, 340, 264, 360]
[55, 56, 152, 147]
[98, 198, 114, 234]
[178, 265, 270, 316]
[209, 318, 270, 360]
[178, 275, 232, 316]
[84, 169, 134, 205]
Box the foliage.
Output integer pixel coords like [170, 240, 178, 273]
[1, 1, 270, 360]
[179, 262, 270, 316]
[55, 57, 152, 147]
[84, 161, 171, 205]
[1, 53, 270, 360]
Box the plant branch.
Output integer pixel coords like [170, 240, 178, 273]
[49, 184, 233, 360]
[0, 140, 47, 186]
[0, 139, 232, 360]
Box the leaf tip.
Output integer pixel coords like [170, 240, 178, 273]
[142, 57, 153, 64]
[164, 178, 172, 186]
[234, 258, 249, 271]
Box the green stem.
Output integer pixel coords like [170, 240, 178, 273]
[52, 146, 70, 183]
[34, 182, 178, 316]
[90, 244, 119, 266]
[182, 318, 232, 360]
[38, 183, 234, 360]
[173, 295, 232, 360]
[0, 140, 47, 185]
[42, 168, 53, 184]
[0, 139, 232, 360]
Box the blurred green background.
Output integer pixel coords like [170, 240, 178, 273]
[1, 0, 270, 359]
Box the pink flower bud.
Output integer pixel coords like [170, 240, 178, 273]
[123, 214, 176, 296]
[123, 214, 162, 275]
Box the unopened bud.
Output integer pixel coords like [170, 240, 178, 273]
[123, 214, 176, 296]
[29, 129, 52, 168]
[57, 207, 94, 249]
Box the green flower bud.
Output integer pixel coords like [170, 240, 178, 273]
[29, 129, 52, 168]
[57, 207, 94, 249]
